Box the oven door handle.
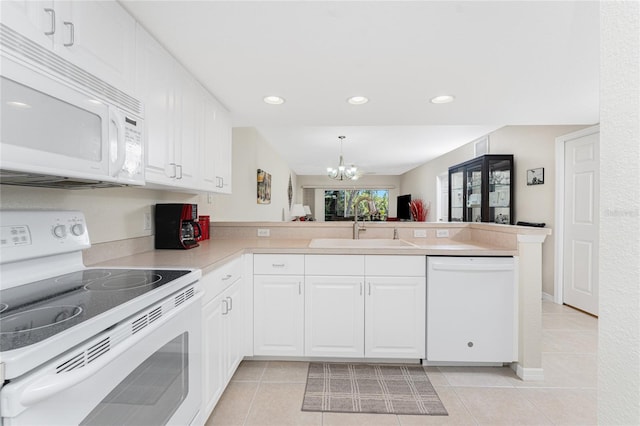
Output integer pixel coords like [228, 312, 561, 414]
[19, 294, 201, 407]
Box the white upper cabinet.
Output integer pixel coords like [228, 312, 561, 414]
[1, 0, 136, 92]
[202, 96, 232, 193]
[135, 25, 232, 193]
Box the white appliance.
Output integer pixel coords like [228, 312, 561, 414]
[0, 210, 202, 425]
[0, 23, 144, 189]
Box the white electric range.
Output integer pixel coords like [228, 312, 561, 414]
[0, 210, 202, 426]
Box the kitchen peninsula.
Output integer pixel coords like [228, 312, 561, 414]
[88, 221, 549, 382]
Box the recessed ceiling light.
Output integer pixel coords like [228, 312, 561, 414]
[430, 95, 455, 104]
[347, 96, 369, 105]
[6, 101, 31, 109]
[263, 95, 285, 105]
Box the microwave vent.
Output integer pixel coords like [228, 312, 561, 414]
[0, 23, 142, 116]
[0, 170, 125, 189]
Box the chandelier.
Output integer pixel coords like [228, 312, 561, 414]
[327, 136, 358, 180]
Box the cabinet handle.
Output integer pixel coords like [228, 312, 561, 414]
[226, 296, 233, 311]
[368, 282, 371, 296]
[221, 274, 232, 281]
[176, 164, 183, 179]
[360, 283, 363, 296]
[298, 282, 302, 295]
[63, 21, 74, 47]
[168, 163, 177, 178]
[44, 8, 56, 36]
[222, 299, 229, 315]
[272, 263, 285, 268]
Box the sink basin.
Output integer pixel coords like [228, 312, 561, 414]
[308, 238, 418, 248]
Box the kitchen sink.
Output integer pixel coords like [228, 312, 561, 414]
[308, 238, 418, 248]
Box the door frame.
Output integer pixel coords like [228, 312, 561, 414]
[554, 125, 600, 305]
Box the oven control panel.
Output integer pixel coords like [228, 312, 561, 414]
[1, 225, 32, 247]
[0, 210, 90, 264]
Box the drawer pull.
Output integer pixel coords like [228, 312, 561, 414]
[272, 263, 285, 268]
[221, 274, 232, 281]
[226, 296, 233, 311]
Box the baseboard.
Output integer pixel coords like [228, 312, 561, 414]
[512, 363, 545, 381]
[422, 360, 504, 367]
[541, 292, 555, 302]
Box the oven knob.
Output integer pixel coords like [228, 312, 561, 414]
[71, 223, 85, 236]
[53, 224, 67, 239]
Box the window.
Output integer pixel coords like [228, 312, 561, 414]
[324, 189, 389, 221]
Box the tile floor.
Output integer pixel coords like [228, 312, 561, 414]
[206, 301, 597, 425]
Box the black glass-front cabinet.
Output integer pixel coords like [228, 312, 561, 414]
[448, 154, 514, 224]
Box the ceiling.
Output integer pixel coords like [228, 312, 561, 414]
[121, 1, 600, 176]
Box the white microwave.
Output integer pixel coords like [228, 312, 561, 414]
[0, 39, 144, 189]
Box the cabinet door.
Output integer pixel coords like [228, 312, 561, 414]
[54, 1, 136, 92]
[135, 26, 176, 185]
[427, 257, 516, 362]
[0, 1, 53, 48]
[172, 65, 200, 188]
[365, 276, 426, 358]
[213, 106, 232, 193]
[222, 279, 243, 381]
[202, 295, 224, 418]
[201, 95, 219, 191]
[253, 275, 304, 356]
[305, 276, 364, 357]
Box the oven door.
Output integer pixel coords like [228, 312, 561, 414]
[0, 289, 202, 426]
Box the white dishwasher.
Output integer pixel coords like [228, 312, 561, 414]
[426, 256, 517, 364]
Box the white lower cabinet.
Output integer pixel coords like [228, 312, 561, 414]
[365, 276, 426, 358]
[201, 257, 244, 421]
[253, 254, 426, 360]
[253, 275, 304, 356]
[426, 256, 517, 363]
[305, 276, 365, 357]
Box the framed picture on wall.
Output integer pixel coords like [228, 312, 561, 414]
[257, 169, 272, 204]
[527, 167, 544, 185]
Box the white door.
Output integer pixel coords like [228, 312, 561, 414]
[562, 128, 599, 315]
[253, 275, 304, 356]
[305, 276, 364, 357]
[365, 276, 425, 358]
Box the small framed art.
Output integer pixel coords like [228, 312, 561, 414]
[527, 167, 544, 185]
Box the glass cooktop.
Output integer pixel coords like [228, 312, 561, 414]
[0, 268, 191, 352]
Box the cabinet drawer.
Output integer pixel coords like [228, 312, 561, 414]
[202, 256, 243, 304]
[365, 255, 425, 276]
[254, 254, 304, 275]
[305, 255, 365, 276]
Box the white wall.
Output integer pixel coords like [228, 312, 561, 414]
[598, 2, 640, 424]
[210, 127, 297, 221]
[400, 125, 588, 296]
[296, 174, 402, 221]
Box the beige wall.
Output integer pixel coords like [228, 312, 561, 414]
[210, 127, 297, 222]
[400, 125, 589, 296]
[0, 185, 200, 244]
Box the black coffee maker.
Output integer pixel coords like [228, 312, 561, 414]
[155, 204, 202, 249]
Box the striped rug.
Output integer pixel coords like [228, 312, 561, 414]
[301, 363, 448, 416]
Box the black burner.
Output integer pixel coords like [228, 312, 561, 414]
[0, 268, 191, 352]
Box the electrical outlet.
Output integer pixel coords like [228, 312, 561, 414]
[143, 212, 152, 231]
[207, 192, 213, 204]
[436, 229, 450, 238]
[257, 228, 270, 237]
[413, 229, 427, 238]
